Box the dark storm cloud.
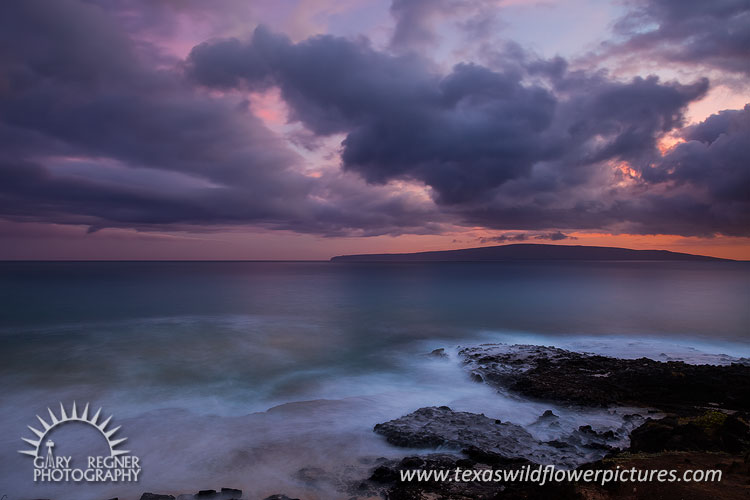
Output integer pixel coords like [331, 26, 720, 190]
[0, 157, 441, 236]
[479, 233, 529, 244]
[2, 0, 748, 240]
[188, 29, 707, 179]
[536, 231, 577, 241]
[478, 231, 576, 244]
[459, 124, 750, 237]
[570, 76, 708, 163]
[0, 1, 443, 236]
[189, 28, 558, 204]
[575, 105, 750, 237]
[608, 0, 750, 76]
[645, 105, 750, 205]
[187, 27, 749, 237]
[0, 2, 298, 186]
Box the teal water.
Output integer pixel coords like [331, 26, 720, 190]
[0, 261, 748, 499]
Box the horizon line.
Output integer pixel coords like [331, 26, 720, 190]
[0, 243, 746, 263]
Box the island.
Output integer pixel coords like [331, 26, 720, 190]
[330, 243, 733, 262]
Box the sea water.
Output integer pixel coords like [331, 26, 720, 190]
[0, 261, 748, 499]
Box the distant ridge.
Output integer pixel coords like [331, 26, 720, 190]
[330, 244, 732, 262]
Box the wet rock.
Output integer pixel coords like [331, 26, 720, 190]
[140, 494, 175, 500]
[427, 348, 448, 358]
[720, 413, 750, 453]
[459, 344, 750, 413]
[399, 456, 424, 468]
[370, 464, 398, 483]
[455, 457, 476, 468]
[172, 488, 242, 500]
[361, 343, 750, 499]
[365, 454, 578, 500]
[374, 406, 611, 467]
[374, 406, 535, 454]
[629, 411, 750, 453]
[544, 440, 571, 449]
[582, 450, 750, 500]
[578, 425, 615, 439]
[295, 466, 327, 484]
[173, 488, 242, 500]
[461, 445, 529, 466]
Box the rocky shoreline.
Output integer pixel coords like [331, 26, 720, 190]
[51, 344, 750, 500]
[373, 405, 640, 469]
[363, 344, 750, 499]
[459, 344, 750, 412]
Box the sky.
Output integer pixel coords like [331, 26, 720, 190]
[0, 0, 748, 260]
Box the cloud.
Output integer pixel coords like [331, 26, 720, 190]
[388, 0, 508, 52]
[187, 27, 748, 237]
[0, 1, 445, 237]
[605, 0, 750, 76]
[479, 233, 529, 244]
[389, 0, 450, 49]
[478, 231, 577, 244]
[637, 104, 750, 233]
[536, 231, 577, 241]
[1, 1, 748, 243]
[190, 28, 703, 204]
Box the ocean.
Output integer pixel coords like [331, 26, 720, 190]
[1, 261, 748, 499]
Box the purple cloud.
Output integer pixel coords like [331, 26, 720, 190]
[0, 0, 747, 243]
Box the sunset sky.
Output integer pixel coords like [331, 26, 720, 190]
[1, 0, 748, 260]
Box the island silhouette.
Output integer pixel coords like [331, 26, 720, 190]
[330, 243, 733, 262]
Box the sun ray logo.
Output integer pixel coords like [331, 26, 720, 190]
[19, 402, 141, 483]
